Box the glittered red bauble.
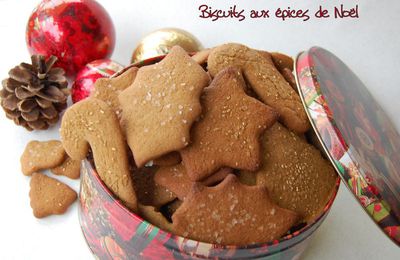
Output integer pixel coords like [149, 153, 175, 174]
[71, 59, 123, 103]
[26, 0, 116, 76]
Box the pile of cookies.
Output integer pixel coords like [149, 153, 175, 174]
[59, 43, 337, 246]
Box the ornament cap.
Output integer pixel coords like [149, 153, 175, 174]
[131, 28, 203, 64]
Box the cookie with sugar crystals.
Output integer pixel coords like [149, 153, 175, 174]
[253, 123, 337, 223]
[29, 173, 77, 218]
[21, 140, 66, 176]
[60, 98, 138, 212]
[138, 204, 173, 233]
[180, 67, 278, 181]
[91, 67, 138, 116]
[271, 52, 294, 72]
[192, 48, 211, 66]
[258, 51, 297, 91]
[119, 46, 210, 167]
[208, 43, 310, 134]
[51, 157, 81, 180]
[154, 164, 231, 200]
[131, 166, 177, 208]
[153, 152, 181, 167]
[172, 175, 298, 245]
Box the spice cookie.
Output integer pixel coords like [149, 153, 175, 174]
[60, 97, 138, 212]
[253, 123, 337, 223]
[138, 204, 173, 232]
[237, 171, 256, 186]
[180, 67, 278, 181]
[29, 173, 77, 218]
[21, 140, 66, 176]
[259, 51, 297, 91]
[271, 52, 294, 72]
[154, 164, 231, 200]
[119, 46, 210, 167]
[172, 175, 298, 245]
[192, 48, 211, 66]
[162, 199, 183, 221]
[208, 43, 310, 134]
[281, 68, 298, 92]
[51, 157, 81, 180]
[153, 152, 181, 167]
[91, 67, 138, 116]
[131, 166, 177, 208]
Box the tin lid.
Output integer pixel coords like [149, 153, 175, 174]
[295, 47, 400, 246]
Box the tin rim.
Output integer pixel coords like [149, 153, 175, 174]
[294, 47, 400, 246]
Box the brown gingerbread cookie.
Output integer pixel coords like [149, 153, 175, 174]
[192, 49, 211, 66]
[281, 68, 298, 92]
[271, 52, 294, 72]
[154, 164, 231, 200]
[237, 171, 256, 186]
[131, 166, 177, 208]
[172, 175, 298, 245]
[51, 157, 81, 180]
[153, 152, 181, 167]
[253, 123, 337, 223]
[119, 46, 210, 167]
[91, 67, 138, 116]
[138, 204, 173, 232]
[60, 97, 138, 212]
[180, 67, 278, 181]
[29, 173, 77, 218]
[20, 140, 66, 176]
[162, 199, 183, 221]
[208, 43, 310, 134]
[258, 51, 297, 91]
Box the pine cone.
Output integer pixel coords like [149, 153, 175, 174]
[0, 55, 69, 131]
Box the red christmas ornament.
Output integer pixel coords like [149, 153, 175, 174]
[71, 59, 123, 103]
[26, 0, 116, 76]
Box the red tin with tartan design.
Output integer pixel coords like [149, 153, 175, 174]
[295, 47, 400, 245]
[79, 159, 339, 259]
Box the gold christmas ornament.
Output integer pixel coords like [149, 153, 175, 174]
[131, 28, 203, 64]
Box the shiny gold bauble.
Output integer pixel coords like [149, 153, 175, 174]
[131, 28, 203, 64]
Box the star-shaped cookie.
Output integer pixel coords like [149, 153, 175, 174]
[119, 46, 210, 167]
[253, 123, 338, 223]
[91, 67, 138, 116]
[208, 43, 310, 134]
[131, 166, 177, 208]
[180, 67, 278, 181]
[154, 164, 231, 200]
[172, 175, 298, 245]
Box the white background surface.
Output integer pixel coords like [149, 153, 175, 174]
[0, 0, 399, 259]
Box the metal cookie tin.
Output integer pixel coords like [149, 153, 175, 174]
[78, 46, 400, 259]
